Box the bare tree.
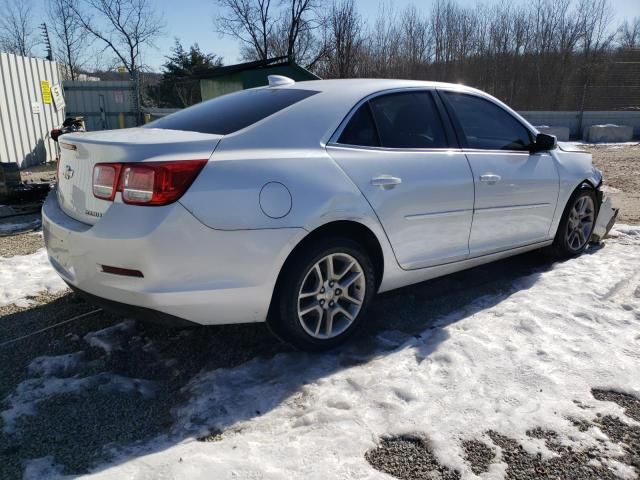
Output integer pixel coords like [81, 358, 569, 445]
[317, 0, 363, 77]
[399, 5, 431, 77]
[617, 17, 640, 49]
[71, 0, 165, 75]
[283, 0, 318, 60]
[0, 0, 38, 57]
[216, 0, 275, 61]
[48, 0, 92, 80]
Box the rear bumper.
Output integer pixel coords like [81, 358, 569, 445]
[42, 190, 305, 325]
[67, 283, 199, 328]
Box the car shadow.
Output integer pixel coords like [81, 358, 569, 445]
[0, 246, 578, 477]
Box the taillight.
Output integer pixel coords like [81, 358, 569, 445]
[93, 164, 121, 200]
[121, 166, 155, 204]
[92, 160, 207, 206]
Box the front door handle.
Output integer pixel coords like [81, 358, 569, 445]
[479, 174, 501, 184]
[371, 175, 402, 189]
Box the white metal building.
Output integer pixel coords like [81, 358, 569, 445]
[0, 52, 65, 168]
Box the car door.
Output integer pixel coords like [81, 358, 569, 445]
[439, 90, 559, 256]
[326, 90, 475, 270]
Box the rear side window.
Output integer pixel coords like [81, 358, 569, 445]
[145, 88, 319, 135]
[338, 104, 379, 147]
[338, 91, 447, 149]
[369, 92, 447, 148]
[443, 92, 533, 151]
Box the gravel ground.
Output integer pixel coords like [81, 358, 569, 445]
[365, 436, 461, 480]
[5, 238, 635, 478]
[366, 389, 640, 479]
[462, 439, 495, 475]
[587, 143, 640, 224]
[0, 231, 45, 258]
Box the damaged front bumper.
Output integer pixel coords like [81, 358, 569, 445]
[591, 189, 619, 243]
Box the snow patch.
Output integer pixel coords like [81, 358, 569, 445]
[77, 224, 640, 480]
[28, 352, 85, 377]
[83, 321, 136, 353]
[0, 248, 67, 307]
[23, 456, 66, 480]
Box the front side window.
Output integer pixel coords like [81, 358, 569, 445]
[369, 92, 447, 148]
[442, 92, 532, 151]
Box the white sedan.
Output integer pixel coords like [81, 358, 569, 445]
[43, 77, 614, 350]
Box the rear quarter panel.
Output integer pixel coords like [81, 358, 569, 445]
[179, 148, 375, 231]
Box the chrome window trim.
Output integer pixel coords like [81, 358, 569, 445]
[326, 144, 463, 154]
[327, 86, 449, 149]
[460, 148, 533, 155]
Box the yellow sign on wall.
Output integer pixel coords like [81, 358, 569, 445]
[40, 80, 52, 104]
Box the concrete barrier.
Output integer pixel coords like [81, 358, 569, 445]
[535, 125, 570, 141]
[582, 124, 634, 143]
[519, 111, 640, 139]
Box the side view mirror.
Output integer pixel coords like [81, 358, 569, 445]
[531, 133, 557, 153]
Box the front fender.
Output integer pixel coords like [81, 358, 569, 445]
[549, 147, 602, 238]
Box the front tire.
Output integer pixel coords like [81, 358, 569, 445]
[553, 186, 597, 257]
[268, 237, 376, 351]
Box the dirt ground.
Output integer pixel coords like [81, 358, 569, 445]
[585, 143, 640, 224]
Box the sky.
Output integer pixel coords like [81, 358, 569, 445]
[40, 0, 640, 72]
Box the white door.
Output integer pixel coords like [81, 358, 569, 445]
[440, 90, 559, 255]
[327, 90, 475, 269]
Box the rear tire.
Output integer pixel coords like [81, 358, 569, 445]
[553, 186, 597, 257]
[268, 237, 376, 352]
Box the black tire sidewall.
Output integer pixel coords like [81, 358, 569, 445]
[269, 237, 376, 351]
[554, 187, 597, 257]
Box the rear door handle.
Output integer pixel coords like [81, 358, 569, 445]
[479, 174, 501, 184]
[371, 175, 402, 189]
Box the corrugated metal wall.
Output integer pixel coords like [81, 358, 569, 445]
[63, 81, 137, 131]
[0, 53, 65, 168]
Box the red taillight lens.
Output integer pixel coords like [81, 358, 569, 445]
[92, 160, 207, 206]
[93, 164, 121, 200]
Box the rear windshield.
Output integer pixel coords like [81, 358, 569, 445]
[144, 88, 319, 135]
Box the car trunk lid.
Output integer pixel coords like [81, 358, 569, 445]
[56, 128, 222, 225]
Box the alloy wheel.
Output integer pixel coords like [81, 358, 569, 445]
[565, 195, 595, 251]
[297, 253, 366, 339]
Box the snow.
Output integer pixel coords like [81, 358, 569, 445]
[23, 456, 65, 480]
[70, 224, 640, 480]
[28, 352, 85, 377]
[0, 248, 67, 307]
[84, 321, 136, 353]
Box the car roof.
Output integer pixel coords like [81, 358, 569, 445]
[281, 78, 483, 99]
